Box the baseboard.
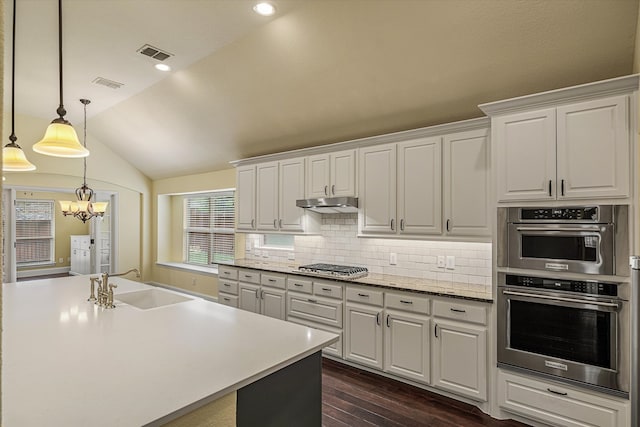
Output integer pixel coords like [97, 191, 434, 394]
[17, 266, 71, 278]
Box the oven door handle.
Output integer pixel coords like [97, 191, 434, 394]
[503, 290, 621, 310]
[515, 226, 603, 233]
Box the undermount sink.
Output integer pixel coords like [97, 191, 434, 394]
[115, 288, 192, 310]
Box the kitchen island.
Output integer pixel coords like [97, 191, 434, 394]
[2, 275, 338, 426]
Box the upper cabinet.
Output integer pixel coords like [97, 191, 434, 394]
[306, 150, 357, 198]
[480, 75, 638, 203]
[236, 165, 256, 231]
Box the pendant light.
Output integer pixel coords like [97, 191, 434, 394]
[3, 0, 36, 172]
[32, 0, 89, 158]
[59, 99, 108, 222]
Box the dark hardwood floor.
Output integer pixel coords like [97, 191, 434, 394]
[17, 272, 70, 282]
[322, 358, 528, 427]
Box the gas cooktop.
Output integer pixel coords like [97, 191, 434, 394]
[297, 263, 368, 279]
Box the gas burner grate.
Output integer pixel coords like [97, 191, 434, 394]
[298, 263, 368, 278]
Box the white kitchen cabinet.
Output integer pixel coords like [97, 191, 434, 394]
[493, 95, 630, 202]
[498, 370, 629, 427]
[384, 309, 430, 385]
[256, 161, 280, 230]
[236, 165, 256, 231]
[260, 287, 286, 320]
[345, 302, 384, 370]
[238, 282, 261, 313]
[306, 150, 356, 198]
[70, 235, 90, 275]
[359, 143, 397, 234]
[443, 128, 490, 236]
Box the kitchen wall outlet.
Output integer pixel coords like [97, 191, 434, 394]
[191, 278, 196, 286]
[287, 252, 295, 261]
[262, 251, 269, 259]
[253, 249, 261, 257]
[437, 256, 445, 268]
[446, 256, 455, 270]
[67, 257, 71, 262]
[389, 253, 397, 265]
[58, 258, 63, 264]
[245, 239, 252, 250]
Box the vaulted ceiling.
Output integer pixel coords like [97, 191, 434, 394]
[5, 0, 639, 180]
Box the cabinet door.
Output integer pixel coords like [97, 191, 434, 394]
[331, 150, 356, 197]
[256, 162, 279, 231]
[279, 158, 305, 232]
[345, 303, 383, 370]
[261, 287, 286, 320]
[494, 108, 556, 201]
[384, 310, 430, 384]
[359, 144, 397, 234]
[236, 165, 256, 230]
[397, 137, 442, 235]
[238, 283, 260, 313]
[432, 319, 487, 401]
[443, 128, 490, 236]
[306, 154, 330, 198]
[557, 95, 629, 199]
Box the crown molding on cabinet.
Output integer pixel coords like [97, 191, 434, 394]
[230, 116, 490, 167]
[478, 74, 639, 116]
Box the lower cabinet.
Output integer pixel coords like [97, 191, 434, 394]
[233, 269, 287, 320]
[498, 370, 629, 427]
[384, 309, 430, 384]
[345, 302, 384, 370]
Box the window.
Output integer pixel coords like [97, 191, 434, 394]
[260, 234, 295, 249]
[184, 191, 235, 266]
[15, 199, 55, 266]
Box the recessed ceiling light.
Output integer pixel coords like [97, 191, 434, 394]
[253, 2, 276, 16]
[155, 63, 171, 72]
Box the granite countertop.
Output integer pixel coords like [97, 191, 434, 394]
[2, 276, 337, 426]
[222, 259, 493, 302]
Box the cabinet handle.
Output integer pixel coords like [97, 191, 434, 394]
[294, 283, 303, 287]
[434, 323, 438, 338]
[450, 308, 466, 313]
[273, 219, 277, 229]
[386, 314, 391, 328]
[244, 275, 252, 278]
[400, 219, 404, 231]
[376, 312, 381, 326]
[279, 219, 282, 228]
[321, 287, 332, 292]
[255, 289, 259, 298]
[446, 219, 450, 232]
[324, 185, 328, 196]
[308, 298, 318, 303]
[547, 388, 568, 396]
[548, 180, 552, 197]
[223, 283, 230, 287]
[331, 184, 335, 195]
[268, 278, 276, 282]
[391, 219, 395, 231]
[357, 293, 370, 298]
[251, 219, 255, 229]
[400, 300, 413, 305]
[261, 290, 265, 300]
[561, 179, 565, 196]
[223, 297, 230, 301]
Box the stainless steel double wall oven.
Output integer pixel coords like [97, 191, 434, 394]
[497, 205, 629, 397]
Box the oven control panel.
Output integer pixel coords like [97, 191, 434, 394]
[520, 207, 598, 221]
[505, 274, 617, 296]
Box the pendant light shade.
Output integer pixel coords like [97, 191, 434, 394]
[3, 0, 36, 172]
[32, 0, 89, 158]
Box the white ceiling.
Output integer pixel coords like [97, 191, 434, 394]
[5, 0, 639, 180]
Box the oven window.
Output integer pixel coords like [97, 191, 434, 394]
[521, 235, 598, 262]
[509, 300, 612, 368]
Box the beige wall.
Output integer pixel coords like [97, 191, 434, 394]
[2, 113, 152, 280]
[151, 168, 238, 297]
[14, 190, 90, 272]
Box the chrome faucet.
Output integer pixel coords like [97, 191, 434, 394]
[90, 268, 141, 309]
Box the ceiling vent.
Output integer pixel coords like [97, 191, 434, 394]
[137, 44, 173, 61]
[92, 77, 124, 90]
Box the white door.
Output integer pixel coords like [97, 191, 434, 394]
[278, 158, 305, 232]
[331, 150, 356, 197]
[236, 165, 256, 230]
[556, 95, 630, 199]
[306, 154, 330, 198]
[90, 192, 116, 274]
[238, 283, 260, 313]
[384, 310, 430, 384]
[261, 287, 286, 320]
[443, 128, 490, 237]
[256, 162, 279, 231]
[345, 303, 384, 369]
[397, 137, 442, 235]
[494, 108, 556, 201]
[359, 143, 397, 234]
[432, 319, 487, 401]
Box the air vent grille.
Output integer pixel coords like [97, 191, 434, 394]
[137, 44, 173, 61]
[92, 77, 124, 89]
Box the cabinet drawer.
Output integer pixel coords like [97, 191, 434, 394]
[432, 299, 487, 325]
[218, 279, 238, 296]
[385, 292, 430, 314]
[287, 276, 313, 294]
[288, 318, 343, 358]
[218, 265, 238, 280]
[346, 285, 383, 306]
[313, 280, 343, 299]
[261, 272, 286, 289]
[287, 292, 343, 328]
[218, 293, 238, 308]
[238, 269, 260, 284]
[498, 370, 629, 427]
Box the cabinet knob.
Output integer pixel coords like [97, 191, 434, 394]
[279, 219, 282, 228]
[331, 184, 335, 195]
[251, 219, 255, 229]
[391, 219, 395, 231]
[273, 219, 277, 229]
[324, 185, 328, 196]
[400, 219, 405, 231]
[376, 312, 381, 326]
[386, 314, 391, 328]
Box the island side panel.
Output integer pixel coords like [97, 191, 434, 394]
[236, 351, 322, 426]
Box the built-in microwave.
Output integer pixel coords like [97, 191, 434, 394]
[500, 205, 628, 276]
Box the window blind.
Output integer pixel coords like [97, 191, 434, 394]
[184, 191, 235, 266]
[15, 199, 55, 265]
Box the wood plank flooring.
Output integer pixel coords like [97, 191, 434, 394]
[322, 358, 528, 427]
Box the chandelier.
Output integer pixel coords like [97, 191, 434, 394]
[59, 99, 108, 222]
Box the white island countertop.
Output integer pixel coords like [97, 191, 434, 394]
[2, 275, 337, 426]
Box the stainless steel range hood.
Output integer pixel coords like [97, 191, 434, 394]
[296, 197, 358, 213]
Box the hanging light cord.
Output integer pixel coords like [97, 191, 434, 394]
[82, 99, 88, 185]
[56, 0, 66, 119]
[8, 0, 18, 147]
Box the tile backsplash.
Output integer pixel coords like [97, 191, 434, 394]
[243, 214, 492, 289]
